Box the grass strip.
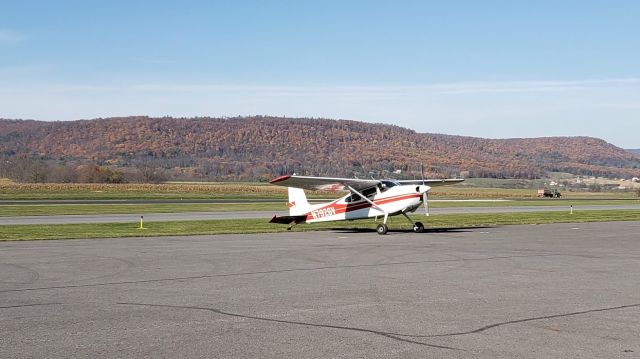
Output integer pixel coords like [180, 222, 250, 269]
[0, 203, 286, 217]
[1, 199, 638, 217]
[1, 210, 639, 241]
[3, 182, 636, 201]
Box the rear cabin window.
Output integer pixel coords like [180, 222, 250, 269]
[345, 193, 361, 203]
[345, 187, 378, 203]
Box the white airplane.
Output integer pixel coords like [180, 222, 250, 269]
[269, 174, 464, 235]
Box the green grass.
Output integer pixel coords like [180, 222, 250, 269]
[0, 203, 287, 216]
[2, 210, 639, 241]
[0, 191, 287, 201]
[0, 182, 319, 200]
[431, 186, 638, 199]
[1, 198, 638, 217]
[430, 199, 640, 207]
[3, 181, 636, 201]
[1, 199, 638, 217]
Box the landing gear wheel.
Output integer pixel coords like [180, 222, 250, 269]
[413, 222, 424, 233]
[376, 224, 388, 235]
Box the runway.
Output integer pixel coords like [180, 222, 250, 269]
[1, 222, 639, 358]
[1, 203, 639, 225]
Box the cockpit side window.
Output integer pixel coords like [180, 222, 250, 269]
[362, 187, 377, 198]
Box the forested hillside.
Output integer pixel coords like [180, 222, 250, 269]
[1, 116, 639, 182]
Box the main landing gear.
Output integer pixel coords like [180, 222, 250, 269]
[376, 214, 424, 235]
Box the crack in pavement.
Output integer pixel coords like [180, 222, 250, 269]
[2, 301, 637, 351]
[0, 253, 579, 293]
[117, 302, 461, 351]
[117, 301, 640, 348]
[403, 303, 640, 338]
[0, 302, 62, 309]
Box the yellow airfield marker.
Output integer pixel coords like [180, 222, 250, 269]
[138, 215, 146, 230]
[570, 205, 574, 215]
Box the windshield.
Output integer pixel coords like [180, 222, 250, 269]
[381, 180, 400, 188]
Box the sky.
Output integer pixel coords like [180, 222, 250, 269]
[1, 0, 639, 148]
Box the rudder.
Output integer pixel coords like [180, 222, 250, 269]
[287, 187, 311, 216]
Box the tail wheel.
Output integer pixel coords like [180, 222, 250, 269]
[413, 222, 424, 233]
[376, 224, 388, 235]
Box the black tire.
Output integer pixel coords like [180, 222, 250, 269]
[376, 224, 388, 235]
[413, 222, 424, 233]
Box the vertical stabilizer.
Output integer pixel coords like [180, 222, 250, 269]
[287, 187, 311, 216]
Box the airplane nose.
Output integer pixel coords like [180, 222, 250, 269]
[417, 185, 431, 193]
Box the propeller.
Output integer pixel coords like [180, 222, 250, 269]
[420, 163, 430, 216]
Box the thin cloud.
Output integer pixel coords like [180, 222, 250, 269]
[9, 78, 639, 96]
[129, 78, 640, 95]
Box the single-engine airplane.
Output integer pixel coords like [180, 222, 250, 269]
[269, 173, 464, 235]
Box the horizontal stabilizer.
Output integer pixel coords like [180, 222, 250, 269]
[269, 215, 307, 225]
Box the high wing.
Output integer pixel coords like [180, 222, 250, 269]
[270, 175, 380, 192]
[398, 178, 465, 186]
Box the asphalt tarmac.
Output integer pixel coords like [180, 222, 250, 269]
[2, 203, 639, 225]
[1, 222, 639, 358]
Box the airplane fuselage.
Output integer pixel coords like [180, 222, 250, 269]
[303, 185, 423, 223]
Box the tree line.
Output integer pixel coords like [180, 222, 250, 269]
[1, 116, 639, 183]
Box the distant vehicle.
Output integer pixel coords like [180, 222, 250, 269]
[269, 173, 463, 235]
[537, 189, 561, 198]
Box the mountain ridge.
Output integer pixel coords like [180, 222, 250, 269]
[1, 116, 639, 181]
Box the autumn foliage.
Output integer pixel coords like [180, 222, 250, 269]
[1, 116, 639, 181]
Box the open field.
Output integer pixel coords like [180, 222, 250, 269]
[580, 177, 640, 189]
[457, 175, 640, 189]
[2, 180, 638, 241]
[0, 202, 287, 217]
[0, 182, 290, 200]
[429, 186, 639, 199]
[1, 210, 639, 241]
[0, 199, 639, 217]
[2, 181, 638, 201]
[1, 222, 639, 357]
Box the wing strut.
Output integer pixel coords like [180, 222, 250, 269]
[346, 184, 389, 224]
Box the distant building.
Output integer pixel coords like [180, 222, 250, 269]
[632, 177, 639, 183]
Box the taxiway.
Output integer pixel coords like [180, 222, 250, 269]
[1, 222, 639, 357]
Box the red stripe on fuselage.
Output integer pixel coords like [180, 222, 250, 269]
[342, 193, 421, 214]
[305, 193, 421, 220]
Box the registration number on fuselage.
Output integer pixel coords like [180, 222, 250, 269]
[311, 206, 336, 219]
